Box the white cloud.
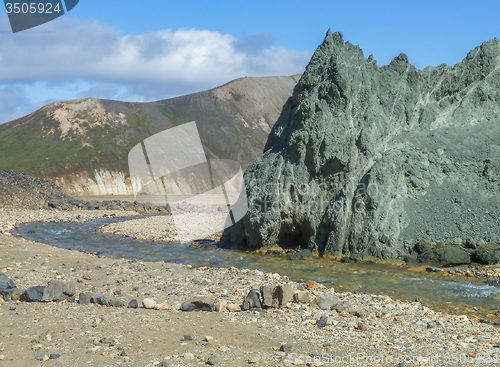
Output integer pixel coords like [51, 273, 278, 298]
[0, 16, 310, 123]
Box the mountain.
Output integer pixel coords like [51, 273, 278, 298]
[221, 31, 500, 265]
[0, 75, 301, 195]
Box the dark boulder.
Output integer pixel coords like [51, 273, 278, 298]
[471, 244, 500, 265]
[418, 245, 471, 266]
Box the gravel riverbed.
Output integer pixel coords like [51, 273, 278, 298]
[1, 210, 500, 366]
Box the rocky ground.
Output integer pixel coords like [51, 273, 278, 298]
[1, 211, 500, 366]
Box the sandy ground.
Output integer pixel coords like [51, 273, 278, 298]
[1, 210, 500, 366]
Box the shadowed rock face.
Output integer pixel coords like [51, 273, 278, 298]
[221, 30, 500, 261]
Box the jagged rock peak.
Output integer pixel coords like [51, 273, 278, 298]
[222, 31, 500, 265]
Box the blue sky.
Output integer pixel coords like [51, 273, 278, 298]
[0, 0, 499, 124]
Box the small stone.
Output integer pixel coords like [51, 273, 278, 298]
[155, 301, 172, 310]
[127, 299, 139, 308]
[317, 316, 328, 328]
[183, 352, 195, 360]
[2, 288, 22, 301]
[63, 282, 76, 297]
[260, 285, 277, 308]
[334, 300, 354, 314]
[180, 297, 214, 311]
[120, 349, 128, 356]
[293, 291, 311, 303]
[159, 362, 170, 367]
[0, 274, 16, 292]
[203, 336, 214, 342]
[9, 303, 16, 311]
[109, 298, 127, 307]
[248, 354, 260, 364]
[90, 294, 110, 307]
[214, 300, 228, 312]
[41, 280, 64, 302]
[242, 290, 261, 311]
[280, 344, 293, 352]
[21, 286, 45, 302]
[306, 280, 317, 289]
[49, 353, 60, 359]
[184, 334, 196, 341]
[312, 293, 340, 310]
[227, 303, 241, 312]
[78, 292, 91, 305]
[142, 298, 157, 309]
[206, 355, 218, 365]
[275, 284, 293, 308]
[35, 352, 46, 361]
[355, 322, 367, 331]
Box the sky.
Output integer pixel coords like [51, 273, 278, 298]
[0, 0, 499, 124]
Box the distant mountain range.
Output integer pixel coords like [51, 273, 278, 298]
[0, 74, 300, 195]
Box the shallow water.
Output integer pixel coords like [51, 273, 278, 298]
[14, 216, 500, 321]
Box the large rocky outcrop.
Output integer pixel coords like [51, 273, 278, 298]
[221, 31, 500, 263]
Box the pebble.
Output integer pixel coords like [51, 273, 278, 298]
[142, 298, 157, 309]
[280, 344, 293, 352]
[206, 355, 218, 365]
[155, 301, 172, 310]
[127, 299, 139, 308]
[34, 352, 46, 361]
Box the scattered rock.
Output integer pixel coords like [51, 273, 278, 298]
[280, 344, 293, 352]
[206, 355, 218, 365]
[334, 300, 354, 314]
[78, 292, 91, 305]
[180, 297, 214, 311]
[21, 286, 45, 302]
[34, 352, 46, 361]
[293, 291, 311, 303]
[317, 316, 328, 328]
[108, 298, 127, 308]
[242, 290, 262, 311]
[306, 281, 317, 289]
[214, 299, 228, 312]
[2, 288, 22, 301]
[155, 301, 172, 310]
[260, 285, 277, 308]
[127, 299, 139, 308]
[90, 293, 110, 307]
[41, 280, 64, 302]
[142, 298, 157, 309]
[183, 334, 196, 341]
[0, 274, 16, 292]
[227, 303, 241, 312]
[312, 292, 340, 310]
[248, 353, 260, 364]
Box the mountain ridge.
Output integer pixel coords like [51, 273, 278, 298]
[0, 74, 301, 195]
